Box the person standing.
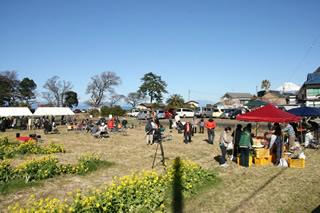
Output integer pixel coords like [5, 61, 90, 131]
[183, 122, 192, 143]
[219, 127, 232, 167]
[145, 120, 154, 145]
[169, 116, 173, 129]
[265, 126, 283, 165]
[239, 125, 253, 167]
[199, 118, 205, 134]
[231, 124, 242, 161]
[282, 123, 296, 151]
[190, 117, 199, 136]
[206, 117, 216, 144]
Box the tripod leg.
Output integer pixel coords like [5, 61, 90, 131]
[159, 141, 165, 167]
[152, 143, 159, 169]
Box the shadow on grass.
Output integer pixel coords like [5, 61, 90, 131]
[229, 168, 288, 213]
[172, 157, 183, 213]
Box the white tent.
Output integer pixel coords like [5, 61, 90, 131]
[0, 107, 33, 117]
[33, 107, 75, 116]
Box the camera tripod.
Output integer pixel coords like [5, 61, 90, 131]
[152, 140, 165, 169]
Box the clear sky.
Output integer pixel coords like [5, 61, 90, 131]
[1, 0, 320, 106]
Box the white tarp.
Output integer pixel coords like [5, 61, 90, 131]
[33, 107, 75, 116]
[0, 107, 33, 117]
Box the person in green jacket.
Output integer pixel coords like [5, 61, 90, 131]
[239, 124, 253, 167]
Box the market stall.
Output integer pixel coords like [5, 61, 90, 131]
[236, 104, 303, 167]
[0, 107, 33, 117]
[33, 107, 75, 116]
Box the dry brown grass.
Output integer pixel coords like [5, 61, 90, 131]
[0, 117, 319, 213]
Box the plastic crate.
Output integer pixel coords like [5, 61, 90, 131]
[254, 148, 270, 158]
[237, 156, 253, 167]
[254, 156, 272, 166]
[288, 158, 305, 168]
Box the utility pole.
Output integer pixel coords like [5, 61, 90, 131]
[188, 90, 190, 102]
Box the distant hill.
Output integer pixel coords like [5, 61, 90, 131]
[195, 100, 217, 107]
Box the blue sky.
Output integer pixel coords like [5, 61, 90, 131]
[1, 0, 320, 106]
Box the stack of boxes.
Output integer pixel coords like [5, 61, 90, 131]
[254, 148, 271, 166]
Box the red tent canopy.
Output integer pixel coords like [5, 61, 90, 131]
[236, 104, 301, 123]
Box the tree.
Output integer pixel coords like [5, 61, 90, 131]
[106, 92, 125, 108]
[137, 72, 168, 103]
[125, 92, 146, 107]
[42, 76, 73, 107]
[261, 79, 271, 93]
[0, 71, 20, 106]
[18, 78, 37, 105]
[166, 94, 185, 107]
[85, 71, 121, 108]
[64, 91, 79, 108]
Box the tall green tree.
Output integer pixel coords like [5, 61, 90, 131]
[64, 91, 79, 108]
[261, 79, 271, 93]
[0, 71, 20, 106]
[138, 72, 168, 103]
[18, 77, 37, 104]
[166, 94, 185, 107]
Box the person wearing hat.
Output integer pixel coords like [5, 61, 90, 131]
[265, 127, 283, 165]
[99, 123, 107, 137]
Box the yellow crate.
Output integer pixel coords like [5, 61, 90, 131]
[254, 148, 270, 158]
[288, 158, 305, 168]
[237, 156, 253, 167]
[254, 156, 272, 166]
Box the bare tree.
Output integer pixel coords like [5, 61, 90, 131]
[85, 71, 121, 107]
[42, 76, 73, 107]
[106, 92, 125, 108]
[125, 92, 146, 107]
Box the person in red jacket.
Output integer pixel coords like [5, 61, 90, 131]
[184, 122, 192, 143]
[206, 117, 216, 144]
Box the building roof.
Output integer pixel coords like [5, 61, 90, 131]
[304, 72, 320, 85]
[185, 100, 199, 104]
[223, 92, 252, 99]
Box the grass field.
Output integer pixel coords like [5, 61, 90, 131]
[0, 117, 319, 212]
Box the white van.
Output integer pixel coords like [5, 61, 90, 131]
[176, 108, 194, 118]
[127, 109, 140, 117]
[194, 107, 214, 118]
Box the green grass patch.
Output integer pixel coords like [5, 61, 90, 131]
[0, 179, 43, 195]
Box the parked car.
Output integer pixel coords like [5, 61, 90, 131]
[73, 109, 81, 113]
[194, 107, 214, 118]
[128, 109, 140, 117]
[165, 110, 174, 118]
[230, 109, 242, 119]
[176, 108, 194, 118]
[212, 108, 225, 118]
[155, 109, 166, 119]
[220, 108, 238, 119]
[81, 109, 87, 113]
[136, 110, 151, 120]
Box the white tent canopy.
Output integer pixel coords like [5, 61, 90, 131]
[33, 107, 75, 116]
[0, 107, 33, 117]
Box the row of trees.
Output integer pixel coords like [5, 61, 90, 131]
[0, 71, 185, 109]
[1, 70, 272, 109]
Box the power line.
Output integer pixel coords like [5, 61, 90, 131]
[288, 33, 320, 82]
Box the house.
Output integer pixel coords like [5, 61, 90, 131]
[297, 67, 320, 107]
[221, 93, 252, 108]
[136, 103, 166, 110]
[262, 90, 287, 105]
[185, 100, 199, 108]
